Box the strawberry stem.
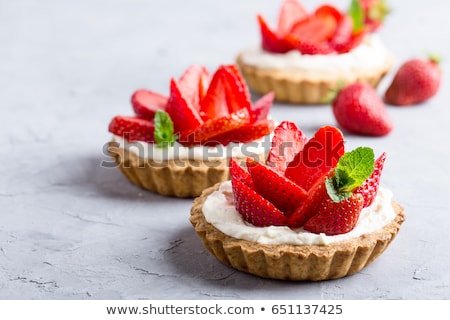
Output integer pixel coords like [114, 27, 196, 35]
[427, 53, 442, 65]
[368, 0, 390, 22]
[321, 80, 346, 104]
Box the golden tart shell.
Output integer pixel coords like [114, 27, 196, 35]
[236, 52, 394, 104]
[190, 183, 405, 281]
[108, 142, 264, 198]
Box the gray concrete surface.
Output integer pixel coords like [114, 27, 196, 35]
[1, 0, 449, 299]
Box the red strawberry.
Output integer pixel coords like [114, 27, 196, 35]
[329, 14, 354, 53]
[285, 35, 335, 55]
[332, 28, 366, 54]
[207, 119, 274, 146]
[384, 56, 442, 106]
[250, 92, 275, 123]
[303, 192, 364, 236]
[199, 68, 229, 120]
[315, 4, 343, 22]
[289, 8, 338, 44]
[222, 65, 252, 114]
[230, 158, 253, 188]
[131, 89, 167, 120]
[276, 0, 308, 35]
[198, 72, 210, 103]
[181, 108, 250, 145]
[288, 145, 375, 231]
[266, 121, 307, 174]
[198, 65, 251, 120]
[165, 78, 203, 135]
[232, 179, 288, 227]
[108, 116, 155, 142]
[332, 82, 393, 136]
[247, 158, 307, 215]
[258, 15, 293, 54]
[355, 152, 386, 207]
[287, 173, 330, 228]
[285, 126, 345, 191]
[178, 65, 211, 111]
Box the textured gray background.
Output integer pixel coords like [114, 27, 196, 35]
[1, 0, 449, 299]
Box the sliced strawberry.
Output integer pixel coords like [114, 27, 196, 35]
[230, 158, 253, 188]
[287, 173, 330, 228]
[131, 89, 167, 120]
[178, 65, 211, 111]
[247, 158, 307, 215]
[199, 67, 229, 120]
[108, 115, 155, 142]
[289, 12, 338, 44]
[223, 157, 257, 207]
[355, 152, 386, 207]
[266, 121, 307, 174]
[165, 78, 203, 136]
[250, 92, 274, 123]
[198, 72, 210, 103]
[258, 15, 294, 54]
[232, 179, 288, 227]
[285, 35, 335, 55]
[333, 28, 366, 53]
[222, 65, 250, 93]
[181, 108, 250, 145]
[222, 65, 252, 114]
[198, 65, 251, 120]
[303, 193, 364, 236]
[285, 126, 345, 191]
[315, 4, 343, 22]
[276, 0, 308, 36]
[329, 14, 354, 52]
[206, 119, 274, 146]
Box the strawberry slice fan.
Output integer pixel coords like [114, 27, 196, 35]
[109, 64, 275, 147]
[230, 121, 388, 236]
[258, 0, 388, 55]
[107, 64, 276, 198]
[166, 65, 274, 146]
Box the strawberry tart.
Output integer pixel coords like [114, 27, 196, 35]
[190, 122, 405, 280]
[236, 0, 394, 104]
[108, 65, 275, 197]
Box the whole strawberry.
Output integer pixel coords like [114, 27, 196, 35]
[332, 82, 393, 136]
[384, 56, 442, 106]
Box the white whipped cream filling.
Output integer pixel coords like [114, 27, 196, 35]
[203, 181, 396, 245]
[240, 35, 391, 76]
[112, 135, 270, 161]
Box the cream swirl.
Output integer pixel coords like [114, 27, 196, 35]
[202, 181, 396, 245]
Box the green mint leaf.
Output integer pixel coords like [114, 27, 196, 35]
[336, 146, 374, 191]
[154, 110, 178, 148]
[326, 147, 374, 202]
[334, 168, 356, 191]
[348, 0, 364, 32]
[326, 177, 352, 203]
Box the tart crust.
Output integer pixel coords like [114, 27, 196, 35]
[108, 142, 265, 198]
[190, 183, 405, 281]
[236, 52, 394, 104]
[108, 142, 230, 197]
